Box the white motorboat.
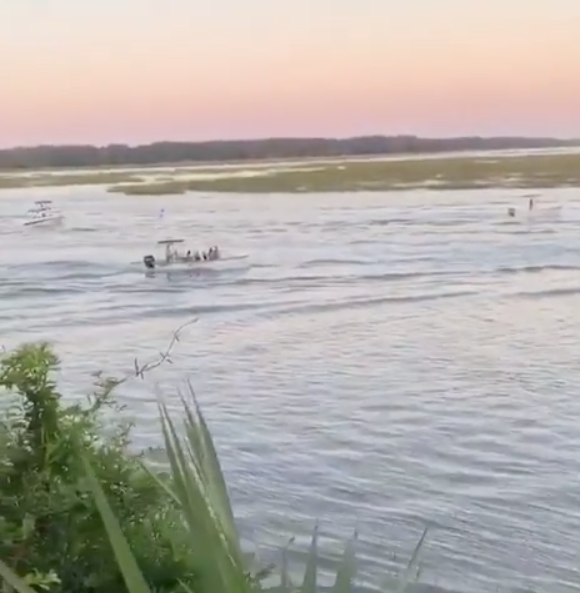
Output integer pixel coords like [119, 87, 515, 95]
[142, 239, 248, 273]
[24, 200, 64, 227]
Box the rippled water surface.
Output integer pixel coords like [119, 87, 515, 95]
[2, 186, 580, 593]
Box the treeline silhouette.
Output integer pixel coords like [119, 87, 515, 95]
[1, 135, 577, 170]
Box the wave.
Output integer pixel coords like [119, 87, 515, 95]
[66, 226, 99, 233]
[0, 285, 86, 298]
[233, 263, 575, 291]
[30, 300, 272, 327]
[513, 286, 580, 299]
[260, 289, 477, 318]
[368, 217, 414, 226]
[298, 258, 374, 268]
[495, 228, 557, 235]
[8, 287, 480, 329]
[496, 264, 580, 276]
[234, 269, 441, 288]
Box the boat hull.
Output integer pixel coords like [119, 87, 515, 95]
[24, 214, 64, 227]
[142, 254, 249, 274]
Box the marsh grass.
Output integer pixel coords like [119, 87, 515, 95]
[0, 159, 328, 191]
[108, 180, 190, 195]
[0, 172, 142, 189]
[108, 153, 580, 195]
[3, 152, 580, 194]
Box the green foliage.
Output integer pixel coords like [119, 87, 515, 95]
[0, 341, 428, 593]
[76, 389, 426, 593]
[0, 342, 197, 593]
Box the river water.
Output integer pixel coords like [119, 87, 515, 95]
[1, 186, 580, 593]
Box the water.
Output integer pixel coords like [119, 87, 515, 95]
[2, 186, 580, 593]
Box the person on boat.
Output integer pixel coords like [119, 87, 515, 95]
[186, 250, 192, 260]
[194, 251, 201, 261]
[213, 245, 220, 259]
[202, 251, 208, 261]
[529, 197, 534, 211]
[206, 246, 218, 261]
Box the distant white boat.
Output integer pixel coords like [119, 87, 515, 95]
[142, 239, 248, 273]
[24, 200, 64, 227]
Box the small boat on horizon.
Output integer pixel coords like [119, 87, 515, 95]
[507, 195, 562, 221]
[23, 200, 64, 227]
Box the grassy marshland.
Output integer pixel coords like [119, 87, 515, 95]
[106, 152, 580, 195]
[0, 171, 142, 189]
[2, 152, 579, 195]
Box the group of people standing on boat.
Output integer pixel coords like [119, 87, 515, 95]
[184, 246, 220, 261]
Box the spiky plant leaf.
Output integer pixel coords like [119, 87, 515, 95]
[81, 455, 151, 593]
[393, 526, 428, 593]
[155, 399, 254, 593]
[301, 523, 320, 593]
[0, 560, 37, 593]
[330, 531, 358, 593]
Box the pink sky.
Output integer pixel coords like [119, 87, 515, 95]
[2, 0, 580, 147]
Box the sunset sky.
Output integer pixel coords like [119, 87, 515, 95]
[2, 0, 580, 147]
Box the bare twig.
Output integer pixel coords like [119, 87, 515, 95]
[132, 317, 198, 380]
[91, 317, 197, 398]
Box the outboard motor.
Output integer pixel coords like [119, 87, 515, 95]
[143, 254, 156, 270]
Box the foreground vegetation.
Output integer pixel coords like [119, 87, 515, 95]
[0, 343, 198, 593]
[0, 335, 425, 593]
[109, 152, 580, 195]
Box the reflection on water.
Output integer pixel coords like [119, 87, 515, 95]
[1, 186, 580, 592]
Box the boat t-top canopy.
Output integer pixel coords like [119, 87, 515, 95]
[35, 200, 53, 205]
[157, 239, 184, 244]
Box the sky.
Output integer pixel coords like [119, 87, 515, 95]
[2, 0, 580, 146]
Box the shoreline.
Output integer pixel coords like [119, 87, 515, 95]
[2, 137, 578, 173]
[1, 151, 579, 195]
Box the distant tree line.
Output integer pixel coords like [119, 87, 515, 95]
[0, 135, 578, 170]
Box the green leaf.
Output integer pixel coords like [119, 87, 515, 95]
[20, 514, 35, 540]
[156, 398, 253, 593]
[330, 530, 358, 593]
[393, 526, 428, 593]
[279, 536, 295, 592]
[301, 523, 319, 593]
[0, 559, 37, 593]
[81, 455, 151, 593]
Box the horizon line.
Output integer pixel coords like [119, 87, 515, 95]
[2, 134, 580, 152]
